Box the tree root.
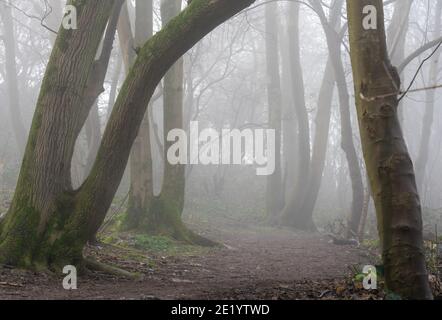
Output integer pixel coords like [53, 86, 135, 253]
[84, 258, 142, 280]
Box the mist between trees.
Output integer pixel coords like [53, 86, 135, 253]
[0, 0, 441, 300]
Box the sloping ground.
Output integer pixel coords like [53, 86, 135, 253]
[0, 225, 388, 300]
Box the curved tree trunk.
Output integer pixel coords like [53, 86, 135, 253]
[347, 0, 432, 299]
[0, 0, 255, 269]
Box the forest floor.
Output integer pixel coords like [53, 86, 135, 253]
[0, 220, 393, 300]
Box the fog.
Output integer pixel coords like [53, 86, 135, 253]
[0, 0, 441, 300]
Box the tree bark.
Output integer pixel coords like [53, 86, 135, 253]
[347, 0, 432, 299]
[0, 0, 254, 269]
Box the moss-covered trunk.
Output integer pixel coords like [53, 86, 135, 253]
[0, 0, 256, 269]
[0, 0, 116, 269]
[347, 0, 432, 299]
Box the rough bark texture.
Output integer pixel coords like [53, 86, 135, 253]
[347, 0, 432, 299]
[0, 0, 255, 269]
[265, 3, 284, 217]
[0, 0, 116, 269]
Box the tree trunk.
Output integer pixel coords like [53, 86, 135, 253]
[415, 0, 442, 193]
[346, 0, 432, 299]
[294, 0, 344, 229]
[0, 0, 117, 268]
[265, 3, 284, 217]
[0, 0, 254, 269]
[309, 0, 365, 239]
[125, 0, 155, 231]
[0, 4, 27, 153]
[280, 2, 312, 229]
[386, 0, 413, 124]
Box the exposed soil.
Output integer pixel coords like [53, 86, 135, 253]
[0, 223, 386, 300]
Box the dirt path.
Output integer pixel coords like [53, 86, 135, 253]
[0, 226, 376, 300]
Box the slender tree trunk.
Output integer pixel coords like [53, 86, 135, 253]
[84, 102, 102, 177]
[125, 0, 155, 231]
[0, 4, 27, 153]
[265, 3, 284, 217]
[387, 0, 413, 124]
[295, 0, 343, 228]
[309, 0, 365, 239]
[0, 0, 256, 269]
[281, 2, 312, 229]
[347, 0, 432, 299]
[415, 0, 442, 193]
[144, 0, 215, 246]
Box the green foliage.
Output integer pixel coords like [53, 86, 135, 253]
[134, 234, 174, 251]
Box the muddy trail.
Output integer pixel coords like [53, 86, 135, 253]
[0, 224, 380, 300]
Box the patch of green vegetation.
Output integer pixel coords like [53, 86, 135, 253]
[133, 234, 210, 256]
[361, 238, 380, 249]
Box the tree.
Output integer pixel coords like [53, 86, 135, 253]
[280, 2, 312, 230]
[415, 0, 442, 193]
[124, 0, 155, 231]
[0, 0, 256, 270]
[0, 3, 27, 153]
[265, 2, 284, 217]
[310, 0, 364, 239]
[346, 0, 432, 299]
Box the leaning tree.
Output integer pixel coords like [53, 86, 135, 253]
[347, 0, 432, 299]
[0, 0, 255, 270]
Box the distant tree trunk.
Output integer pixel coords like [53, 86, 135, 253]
[347, 0, 432, 299]
[386, 0, 413, 124]
[279, 26, 297, 203]
[144, 0, 215, 246]
[296, 0, 343, 229]
[0, 4, 27, 153]
[358, 175, 371, 242]
[107, 55, 122, 120]
[281, 2, 312, 229]
[415, 0, 442, 193]
[0, 0, 255, 269]
[84, 102, 102, 176]
[265, 3, 284, 217]
[309, 0, 364, 239]
[125, 0, 155, 231]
